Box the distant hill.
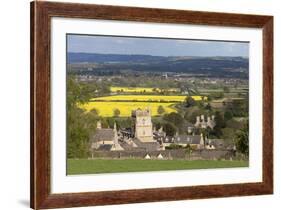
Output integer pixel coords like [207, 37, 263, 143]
[67, 52, 166, 63]
[67, 52, 249, 78]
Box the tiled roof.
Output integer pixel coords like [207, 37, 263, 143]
[91, 129, 114, 142]
[133, 138, 160, 151]
[98, 144, 113, 151]
[163, 135, 201, 144]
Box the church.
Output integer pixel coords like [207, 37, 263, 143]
[90, 108, 218, 157]
[132, 108, 154, 142]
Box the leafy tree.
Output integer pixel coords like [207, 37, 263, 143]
[225, 99, 249, 117]
[163, 112, 184, 128]
[224, 110, 233, 121]
[152, 121, 162, 131]
[66, 77, 98, 158]
[67, 107, 91, 158]
[211, 111, 225, 138]
[185, 96, 196, 107]
[90, 108, 99, 116]
[113, 108, 121, 117]
[226, 119, 244, 130]
[205, 103, 212, 111]
[185, 144, 193, 158]
[166, 143, 182, 150]
[157, 105, 165, 115]
[163, 123, 177, 137]
[222, 127, 236, 145]
[184, 109, 205, 124]
[235, 121, 249, 156]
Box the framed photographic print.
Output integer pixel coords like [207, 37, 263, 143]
[30, 1, 273, 209]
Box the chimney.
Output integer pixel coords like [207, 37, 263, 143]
[97, 120, 102, 129]
[201, 115, 205, 122]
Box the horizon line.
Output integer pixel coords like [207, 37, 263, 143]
[67, 52, 249, 58]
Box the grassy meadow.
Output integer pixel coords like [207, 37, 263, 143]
[67, 159, 249, 175]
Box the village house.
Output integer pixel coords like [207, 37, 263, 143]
[90, 108, 223, 159]
[90, 121, 123, 151]
[194, 115, 216, 129]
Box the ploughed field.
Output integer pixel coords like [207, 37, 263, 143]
[67, 159, 249, 174]
[80, 93, 206, 117]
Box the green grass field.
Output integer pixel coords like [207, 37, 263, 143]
[67, 159, 249, 175]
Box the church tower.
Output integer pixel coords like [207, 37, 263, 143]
[133, 108, 154, 142]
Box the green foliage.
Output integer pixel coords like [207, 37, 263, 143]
[184, 109, 208, 124]
[224, 110, 233, 121]
[90, 108, 99, 116]
[185, 96, 196, 107]
[222, 128, 236, 145]
[113, 108, 121, 117]
[67, 106, 97, 158]
[157, 105, 165, 115]
[165, 143, 183, 150]
[225, 99, 248, 117]
[163, 123, 177, 137]
[226, 119, 244, 129]
[163, 112, 184, 128]
[114, 117, 133, 129]
[235, 121, 249, 156]
[67, 77, 99, 158]
[210, 111, 225, 138]
[205, 103, 212, 111]
[185, 144, 193, 156]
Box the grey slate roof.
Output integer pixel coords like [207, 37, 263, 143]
[163, 135, 201, 145]
[91, 129, 114, 142]
[98, 144, 113, 151]
[133, 138, 160, 151]
[208, 139, 225, 148]
[183, 121, 195, 128]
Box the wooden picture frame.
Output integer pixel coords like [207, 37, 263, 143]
[30, 1, 273, 209]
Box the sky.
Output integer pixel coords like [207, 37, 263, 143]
[67, 34, 249, 57]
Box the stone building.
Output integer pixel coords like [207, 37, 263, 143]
[90, 121, 123, 151]
[194, 115, 216, 129]
[162, 133, 205, 149]
[90, 109, 224, 159]
[132, 108, 155, 142]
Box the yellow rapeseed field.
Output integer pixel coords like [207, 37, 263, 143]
[90, 95, 206, 102]
[110, 87, 180, 93]
[81, 101, 176, 117]
[80, 94, 206, 117]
